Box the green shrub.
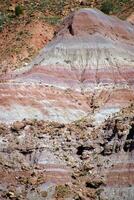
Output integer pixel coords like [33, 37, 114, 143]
[0, 13, 5, 31]
[100, 0, 114, 14]
[15, 5, 23, 16]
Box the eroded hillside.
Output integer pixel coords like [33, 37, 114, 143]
[0, 104, 134, 200]
[0, 2, 134, 200]
[0, 0, 134, 73]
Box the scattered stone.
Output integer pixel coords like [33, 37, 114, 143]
[11, 121, 26, 132]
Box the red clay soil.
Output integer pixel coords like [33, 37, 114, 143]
[0, 17, 54, 75]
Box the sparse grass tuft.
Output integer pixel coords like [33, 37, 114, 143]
[0, 13, 5, 31]
[43, 16, 61, 25]
[100, 0, 114, 14]
[15, 5, 23, 17]
[39, 0, 67, 15]
[55, 185, 70, 198]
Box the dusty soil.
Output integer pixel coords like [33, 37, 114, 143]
[0, 16, 54, 75]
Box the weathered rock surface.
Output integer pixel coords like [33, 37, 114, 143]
[0, 8, 134, 200]
[0, 105, 134, 200]
[100, 105, 134, 200]
[127, 12, 134, 25]
[0, 8, 134, 123]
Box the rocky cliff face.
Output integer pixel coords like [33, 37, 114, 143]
[0, 8, 134, 200]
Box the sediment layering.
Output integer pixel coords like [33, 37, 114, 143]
[0, 105, 134, 200]
[0, 8, 134, 123]
[0, 8, 134, 200]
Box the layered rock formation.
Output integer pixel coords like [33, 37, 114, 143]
[0, 8, 134, 123]
[0, 8, 134, 200]
[0, 105, 134, 200]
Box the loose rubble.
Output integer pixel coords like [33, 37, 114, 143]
[0, 105, 134, 200]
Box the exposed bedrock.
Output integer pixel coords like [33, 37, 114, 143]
[0, 83, 133, 123]
[0, 8, 134, 123]
[0, 8, 134, 200]
[0, 104, 134, 200]
[100, 109, 134, 200]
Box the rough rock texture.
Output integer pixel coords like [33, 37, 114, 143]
[127, 12, 134, 25]
[0, 8, 134, 200]
[0, 105, 134, 200]
[100, 105, 134, 200]
[0, 8, 134, 123]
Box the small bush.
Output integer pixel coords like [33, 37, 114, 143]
[15, 5, 23, 16]
[100, 0, 114, 14]
[0, 13, 5, 32]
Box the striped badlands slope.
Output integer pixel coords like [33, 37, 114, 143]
[0, 8, 134, 124]
[0, 9, 134, 200]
